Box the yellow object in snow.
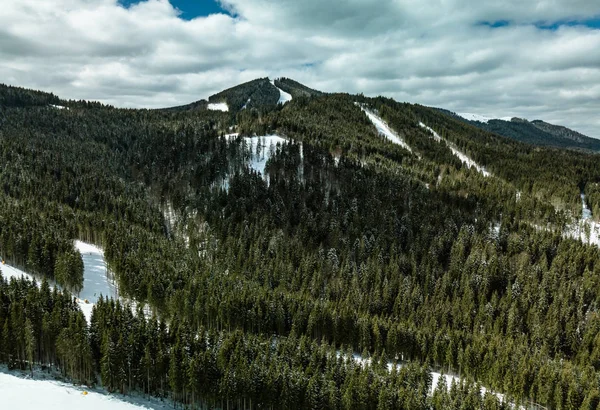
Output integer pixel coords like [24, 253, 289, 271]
[84, 299, 89, 304]
[1, 260, 4, 265]
[82, 391, 88, 396]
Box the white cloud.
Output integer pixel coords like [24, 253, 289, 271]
[1, 0, 599, 138]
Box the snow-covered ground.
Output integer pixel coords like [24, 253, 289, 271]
[207, 102, 229, 112]
[49, 104, 68, 110]
[270, 80, 292, 105]
[419, 122, 491, 177]
[0, 369, 169, 410]
[457, 112, 513, 123]
[359, 106, 413, 153]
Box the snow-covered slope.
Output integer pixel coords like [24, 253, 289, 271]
[0, 371, 169, 410]
[359, 106, 413, 153]
[270, 80, 292, 105]
[207, 102, 229, 112]
[419, 122, 491, 177]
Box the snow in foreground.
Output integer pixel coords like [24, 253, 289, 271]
[457, 112, 513, 123]
[207, 102, 229, 112]
[0, 371, 168, 410]
[359, 106, 413, 153]
[270, 80, 293, 105]
[419, 122, 491, 177]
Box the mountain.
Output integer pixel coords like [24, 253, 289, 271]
[444, 109, 600, 152]
[2, 79, 600, 409]
[165, 77, 318, 113]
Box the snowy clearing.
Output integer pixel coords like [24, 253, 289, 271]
[359, 106, 413, 153]
[457, 112, 513, 123]
[245, 135, 289, 176]
[223, 133, 289, 176]
[49, 104, 68, 110]
[270, 80, 292, 105]
[207, 102, 229, 112]
[0, 370, 169, 410]
[419, 122, 491, 177]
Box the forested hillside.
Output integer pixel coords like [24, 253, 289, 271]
[2, 80, 600, 409]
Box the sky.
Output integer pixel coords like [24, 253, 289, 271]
[1, 0, 599, 138]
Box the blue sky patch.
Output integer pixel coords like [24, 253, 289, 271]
[477, 20, 511, 28]
[118, 0, 228, 19]
[535, 17, 600, 30]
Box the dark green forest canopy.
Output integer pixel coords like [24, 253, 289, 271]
[1, 81, 600, 409]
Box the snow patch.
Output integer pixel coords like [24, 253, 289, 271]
[457, 112, 513, 123]
[419, 122, 491, 177]
[562, 193, 600, 247]
[270, 80, 292, 105]
[582, 193, 592, 220]
[49, 104, 68, 110]
[207, 102, 229, 112]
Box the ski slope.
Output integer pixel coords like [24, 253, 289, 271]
[360, 107, 413, 153]
[0, 371, 169, 410]
[270, 80, 292, 105]
[207, 102, 229, 112]
[74, 241, 117, 321]
[419, 122, 491, 177]
[0, 241, 116, 322]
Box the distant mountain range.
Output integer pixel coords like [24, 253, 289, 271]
[441, 109, 600, 153]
